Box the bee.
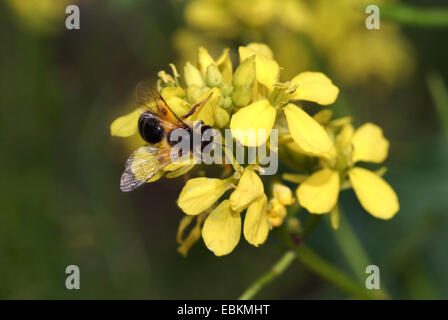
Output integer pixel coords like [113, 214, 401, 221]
[120, 83, 213, 192]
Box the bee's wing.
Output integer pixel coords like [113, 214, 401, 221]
[120, 146, 171, 192]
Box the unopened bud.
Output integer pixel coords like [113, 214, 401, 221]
[184, 62, 206, 88]
[219, 83, 233, 97]
[233, 55, 255, 87]
[214, 106, 230, 128]
[186, 85, 203, 104]
[267, 199, 287, 227]
[206, 64, 223, 87]
[272, 183, 294, 206]
[232, 84, 252, 107]
[222, 96, 233, 110]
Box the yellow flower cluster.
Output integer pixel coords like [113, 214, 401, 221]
[175, 0, 414, 86]
[111, 43, 399, 256]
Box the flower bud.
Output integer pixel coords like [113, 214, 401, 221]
[272, 183, 294, 206]
[184, 62, 206, 88]
[214, 105, 230, 128]
[232, 84, 253, 107]
[287, 217, 301, 234]
[219, 82, 233, 97]
[206, 64, 223, 87]
[232, 55, 255, 87]
[267, 199, 287, 227]
[222, 96, 233, 110]
[186, 85, 202, 104]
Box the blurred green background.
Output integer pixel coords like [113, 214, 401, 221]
[0, 0, 447, 299]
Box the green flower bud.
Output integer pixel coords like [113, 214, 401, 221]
[219, 82, 233, 97]
[232, 55, 255, 88]
[214, 105, 230, 128]
[222, 96, 233, 110]
[184, 62, 206, 88]
[186, 85, 202, 104]
[218, 94, 225, 106]
[206, 64, 223, 87]
[232, 84, 253, 107]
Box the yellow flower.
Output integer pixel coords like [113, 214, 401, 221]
[178, 167, 270, 256]
[231, 44, 339, 154]
[295, 122, 399, 221]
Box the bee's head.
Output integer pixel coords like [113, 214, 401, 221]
[138, 111, 164, 144]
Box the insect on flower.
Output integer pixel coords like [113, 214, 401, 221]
[120, 82, 213, 192]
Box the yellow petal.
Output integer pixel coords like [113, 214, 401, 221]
[230, 168, 264, 212]
[352, 123, 389, 163]
[165, 96, 190, 118]
[337, 124, 355, 149]
[284, 104, 333, 155]
[246, 43, 274, 59]
[313, 109, 333, 125]
[165, 164, 195, 179]
[297, 168, 340, 214]
[230, 99, 276, 147]
[239, 46, 279, 90]
[216, 48, 233, 85]
[202, 200, 241, 256]
[330, 205, 340, 230]
[244, 195, 269, 247]
[161, 86, 186, 99]
[198, 46, 215, 76]
[290, 72, 339, 105]
[110, 110, 140, 137]
[348, 167, 399, 220]
[177, 177, 229, 215]
[189, 87, 221, 126]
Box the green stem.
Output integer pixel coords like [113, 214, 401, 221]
[427, 72, 448, 141]
[379, 4, 448, 27]
[328, 212, 390, 299]
[238, 251, 297, 300]
[294, 244, 376, 299]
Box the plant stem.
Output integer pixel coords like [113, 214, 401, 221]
[326, 212, 390, 299]
[238, 251, 297, 300]
[427, 72, 448, 141]
[380, 4, 448, 27]
[294, 244, 376, 299]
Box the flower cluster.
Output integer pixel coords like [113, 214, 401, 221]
[175, 0, 414, 85]
[111, 44, 399, 256]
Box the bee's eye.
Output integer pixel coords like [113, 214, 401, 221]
[138, 113, 164, 144]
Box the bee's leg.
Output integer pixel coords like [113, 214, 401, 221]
[181, 93, 212, 120]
